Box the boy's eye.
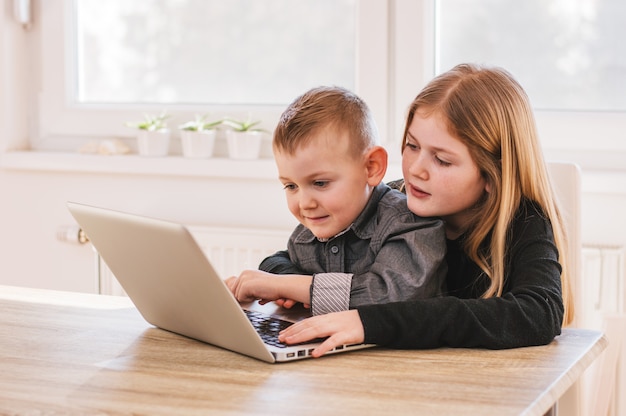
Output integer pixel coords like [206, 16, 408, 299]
[283, 183, 297, 191]
[313, 180, 329, 188]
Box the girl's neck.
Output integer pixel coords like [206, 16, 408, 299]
[444, 210, 476, 240]
[445, 226, 464, 240]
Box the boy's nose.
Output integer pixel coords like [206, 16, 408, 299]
[298, 191, 317, 209]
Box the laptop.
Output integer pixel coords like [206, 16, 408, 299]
[67, 201, 373, 363]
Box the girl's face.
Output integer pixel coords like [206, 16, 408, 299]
[402, 111, 488, 239]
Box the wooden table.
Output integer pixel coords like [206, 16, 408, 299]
[0, 285, 606, 415]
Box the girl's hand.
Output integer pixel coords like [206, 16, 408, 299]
[278, 309, 365, 357]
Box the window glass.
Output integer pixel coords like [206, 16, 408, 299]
[74, 0, 356, 106]
[436, 0, 626, 111]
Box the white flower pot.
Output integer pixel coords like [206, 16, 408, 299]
[180, 130, 216, 158]
[137, 129, 171, 157]
[226, 130, 264, 160]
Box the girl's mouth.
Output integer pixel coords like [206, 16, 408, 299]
[409, 183, 431, 198]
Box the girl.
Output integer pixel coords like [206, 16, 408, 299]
[276, 63, 574, 356]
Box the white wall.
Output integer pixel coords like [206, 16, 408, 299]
[0, 159, 624, 293]
[0, 164, 297, 292]
[580, 173, 626, 247]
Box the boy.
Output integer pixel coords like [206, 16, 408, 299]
[226, 86, 446, 315]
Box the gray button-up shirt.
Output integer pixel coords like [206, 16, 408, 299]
[283, 183, 447, 315]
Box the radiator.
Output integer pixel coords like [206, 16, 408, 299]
[578, 244, 626, 416]
[97, 225, 291, 297]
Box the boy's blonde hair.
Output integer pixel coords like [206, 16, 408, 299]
[273, 86, 379, 158]
[402, 63, 573, 325]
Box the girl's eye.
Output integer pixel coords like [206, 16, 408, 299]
[283, 183, 297, 191]
[313, 180, 329, 188]
[404, 141, 419, 151]
[435, 156, 451, 167]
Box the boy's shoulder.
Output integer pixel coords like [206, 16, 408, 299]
[385, 178, 405, 193]
[361, 184, 444, 242]
[375, 183, 443, 226]
[375, 182, 408, 210]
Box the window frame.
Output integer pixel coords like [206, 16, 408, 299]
[3, 0, 625, 172]
[32, 0, 391, 151]
[428, 0, 626, 168]
[393, 0, 626, 170]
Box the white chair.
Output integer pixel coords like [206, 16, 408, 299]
[549, 161, 623, 416]
[548, 161, 583, 416]
[548, 161, 583, 328]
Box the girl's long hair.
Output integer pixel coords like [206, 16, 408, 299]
[402, 63, 573, 325]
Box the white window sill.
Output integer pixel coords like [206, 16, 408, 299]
[1, 150, 625, 196]
[0, 150, 280, 180]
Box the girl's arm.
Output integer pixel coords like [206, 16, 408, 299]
[357, 202, 564, 349]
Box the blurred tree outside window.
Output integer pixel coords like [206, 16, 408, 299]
[437, 0, 626, 112]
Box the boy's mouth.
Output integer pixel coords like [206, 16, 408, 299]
[305, 215, 330, 223]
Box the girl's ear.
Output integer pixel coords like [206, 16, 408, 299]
[365, 146, 388, 186]
[485, 181, 492, 193]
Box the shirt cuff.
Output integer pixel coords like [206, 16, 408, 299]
[311, 272, 352, 315]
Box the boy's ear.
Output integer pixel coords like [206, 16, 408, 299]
[364, 146, 388, 186]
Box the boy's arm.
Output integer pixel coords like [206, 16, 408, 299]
[253, 210, 447, 314]
[347, 217, 447, 307]
[226, 270, 313, 305]
[258, 250, 305, 274]
[309, 216, 447, 315]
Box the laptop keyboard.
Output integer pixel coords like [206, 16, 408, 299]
[244, 309, 294, 348]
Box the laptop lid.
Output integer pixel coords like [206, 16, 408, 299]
[67, 201, 371, 363]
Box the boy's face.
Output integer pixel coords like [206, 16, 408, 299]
[274, 128, 372, 240]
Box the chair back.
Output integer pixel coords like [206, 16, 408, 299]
[547, 161, 583, 326]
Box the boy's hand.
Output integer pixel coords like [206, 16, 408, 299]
[225, 270, 281, 303]
[225, 271, 313, 306]
[274, 298, 311, 309]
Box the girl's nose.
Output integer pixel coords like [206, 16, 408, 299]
[407, 153, 429, 180]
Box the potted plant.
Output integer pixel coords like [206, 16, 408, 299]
[125, 112, 171, 157]
[222, 116, 267, 160]
[178, 114, 222, 158]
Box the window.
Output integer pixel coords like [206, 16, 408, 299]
[437, 0, 626, 111]
[33, 0, 389, 150]
[434, 0, 626, 158]
[74, 0, 356, 106]
[7, 0, 626, 169]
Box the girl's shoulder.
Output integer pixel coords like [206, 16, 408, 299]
[516, 198, 549, 221]
[511, 198, 554, 239]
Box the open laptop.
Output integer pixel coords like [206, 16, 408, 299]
[67, 201, 373, 363]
